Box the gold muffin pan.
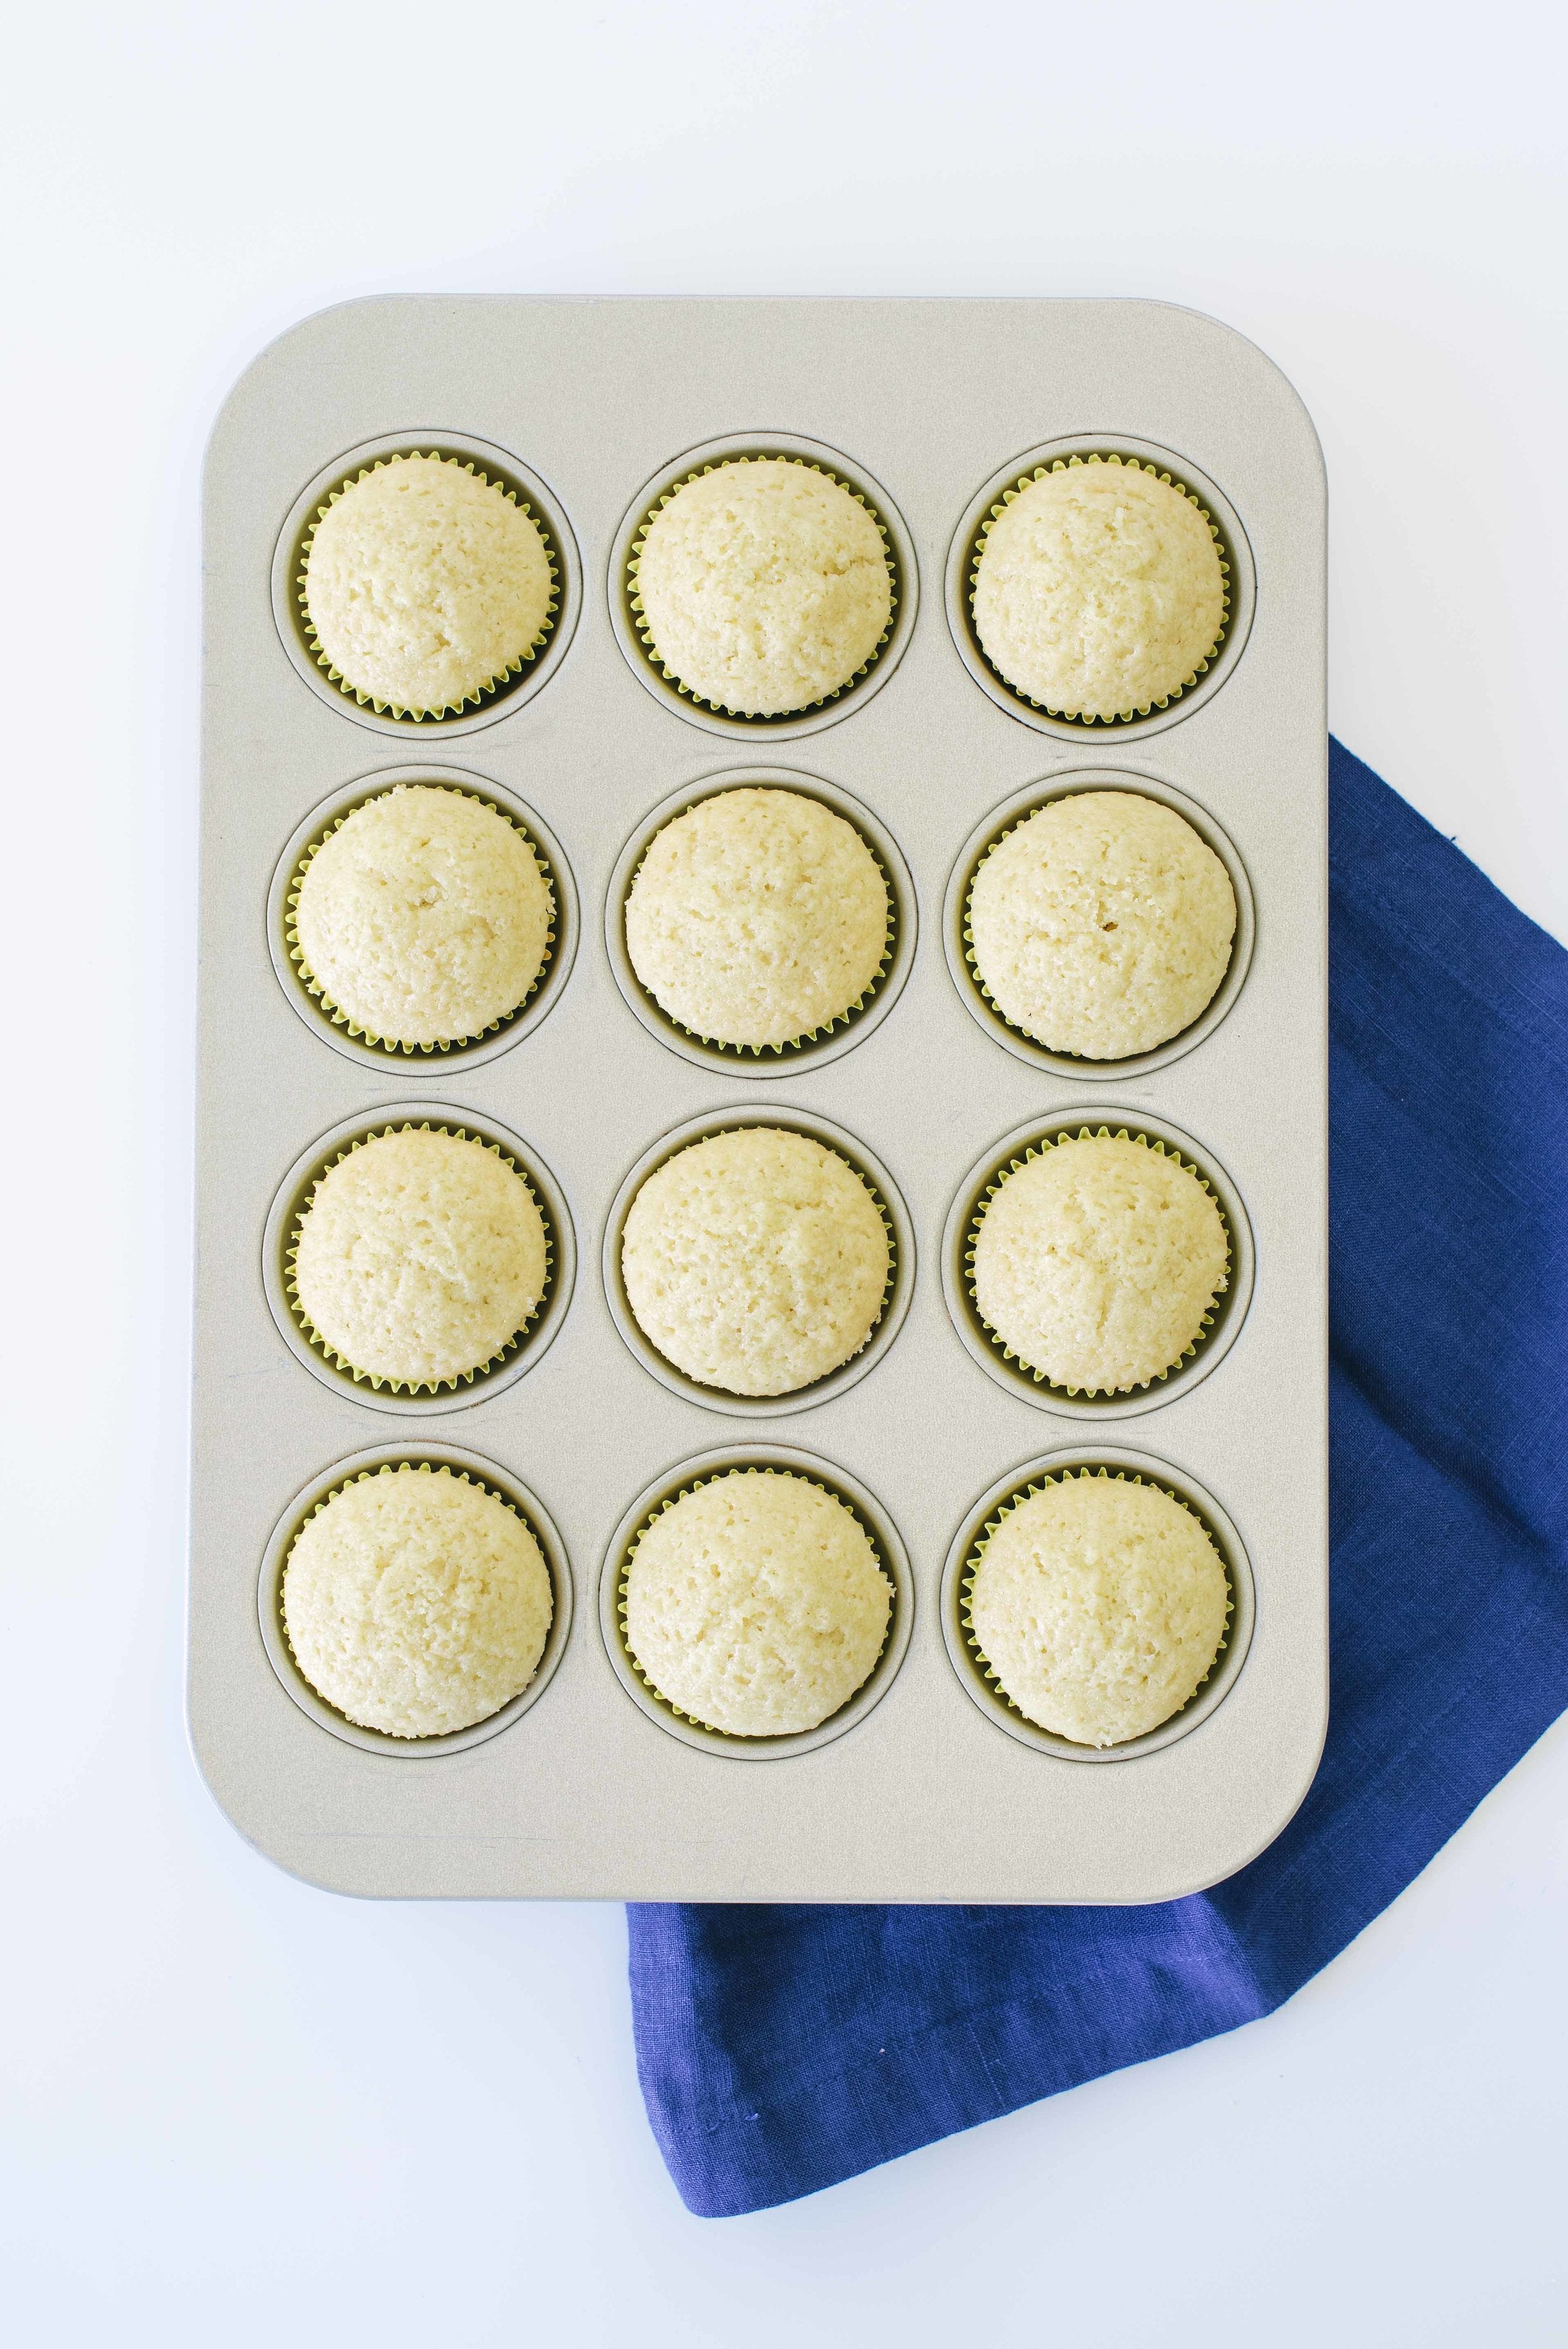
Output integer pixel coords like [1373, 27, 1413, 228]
[196, 297, 1327, 1902]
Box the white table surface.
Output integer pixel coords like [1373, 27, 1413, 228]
[3, 3, 1564, 2339]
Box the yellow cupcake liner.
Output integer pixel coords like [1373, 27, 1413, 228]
[960, 801, 1234, 1060]
[622, 810, 899, 1061]
[614, 1464, 895, 1737]
[624, 453, 900, 722]
[285, 783, 558, 1058]
[624, 1123, 900, 1396]
[966, 452, 1231, 726]
[281, 1458, 546, 1734]
[959, 1463, 1233, 1744]
[963, 1126, 1231, 1398]
[295, 450, 562, 722]
[284, 1120, 556, 1396]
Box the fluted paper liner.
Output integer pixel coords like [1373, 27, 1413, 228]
[960, 1464, 1233, 1746]
[614, 1464, 895, 1740]
[962, 1126, 1232, 1397]
[285, 1119, 556, 1394]
[295, 449, 562, 721]
[966, 452, 1231, 725]
[621, 797, 899, 1059]
[624, 452, 899, 722]
[285, 783, 558, 1057]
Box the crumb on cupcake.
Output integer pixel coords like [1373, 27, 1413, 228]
[967, 790, 1235, 1059]
[971, 459, 1225, 720]
[292, 1126, 548, 1389]
[633, 457, 891, 716]
[283, 1464, 552, 1738]
[623, 1467, 893, 1735]
[301, 453, 553, 716]
[967, 1471, 1228, 1745]
[293, 784, 553, 1050]
[970, 1132, 1227, 1394]
[624, 786, 889, 1049]
[621, 1126, 890, 1397]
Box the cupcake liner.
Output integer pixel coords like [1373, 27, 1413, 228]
[258, 1441, 573, 1758]
[602, 1109, 914, 1419]
[621, 818, 898, 1063]
[596, 1445, 913, 1760]
[962, 1125, 1232, 1398]
[951, 773, 1252, 1074]
[295, 448, 562, 722]
[285, 783, 559, 1058]
[624, 450, 900, 723]
[959, 1464, 1235, 1747]
[965, 451, 1231, 726]
[284, 1120, 557, 1396]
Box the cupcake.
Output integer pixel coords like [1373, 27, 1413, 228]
[300, 453, 554, 716]
[292, 785, 553, 1051]
[971, 457, 1225, 720]
[967, 791, 1235, 1059]
[291, 1126, 549, 1389]
[283, 1463, 553, 1738]
[621, 1127, 890, 1397]
[632, 457, 891, 716]
[970, 1133, 1227, 1394]
[623, 1467, 893, 1735]
[624, 787, 889, 1050]
[966, 1471, 1228, 1745]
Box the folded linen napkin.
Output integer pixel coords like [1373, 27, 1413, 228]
[626, 740, 1568, 2218]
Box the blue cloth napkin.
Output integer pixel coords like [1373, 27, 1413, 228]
[626, 740, 1568, 2218]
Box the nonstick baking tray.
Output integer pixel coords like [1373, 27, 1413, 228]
[192, 296, 1327, 1901]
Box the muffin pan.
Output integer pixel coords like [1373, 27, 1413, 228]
[194, 297, 1327, 1902]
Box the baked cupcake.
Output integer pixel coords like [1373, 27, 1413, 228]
[292, 785, 553, 1051]
[632, 458, 891, 716]
[291, 1126, 549, 1389]
[624, 787, 889, 1050]
[971, 457, 1225, 720]
[967, 791, 1235, 1059]
[621, 1127, 890, 1397]
[301, 453, 554, 716]
[283, 1463, 553, 1738]
[623, 1467, 893, 1735]
[970, 1133, 1227, 1394]
[966, 1471, 1228, 1745]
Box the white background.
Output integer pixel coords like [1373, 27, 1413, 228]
[3, 2, 1565, 2339]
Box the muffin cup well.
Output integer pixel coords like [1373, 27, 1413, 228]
[267, 768, 578, 1073]
[262, 1103, 576, 1416]
[942, 770, 1255, 1081]
[598, 1444, 913, 1760]
[608, 431, 918, 740]
[258, 1444, 573, 1757]
[270, 429, 581, 737]
[940, 1449, 1254, 1762]
[602, 1106, 914, 1417]
[945, 437, 1255, 740]
[941, 1109, 1254, 1420]
[605, 767, 917, 1077]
